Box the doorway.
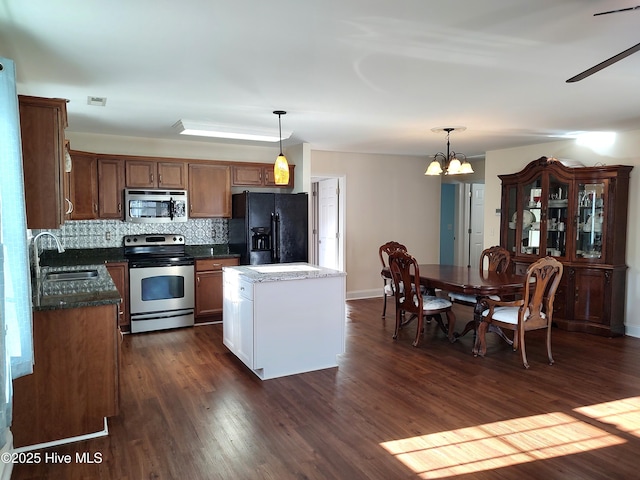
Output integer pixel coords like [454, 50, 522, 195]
[441, 182, 485, 267]
[311, 177, 345, 271]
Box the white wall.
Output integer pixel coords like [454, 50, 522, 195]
[311, 150, 441, 298]
[484, 130, 640, 337]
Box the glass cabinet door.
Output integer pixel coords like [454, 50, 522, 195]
[576, 182, 605, 260]
[521, 176, 543, 256]
[505, 185, 517, 255]
[545, 175, 570, 258]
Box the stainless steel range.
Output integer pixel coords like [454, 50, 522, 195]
[124, 234, 195, 333]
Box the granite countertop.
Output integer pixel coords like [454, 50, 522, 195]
[33, 264, 122, 311]
[224, 262, 346, 283]
[35, 245, 238, 311]
[39, 245, 239, 267]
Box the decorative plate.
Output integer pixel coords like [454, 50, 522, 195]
[512, 210, 535, 229]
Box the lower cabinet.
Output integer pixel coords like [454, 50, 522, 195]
[12, 304, 119, 448]
[515, 261, 626, 336]
[222, 267, 346, 380]
[195, 257, 239, 322]
[106, 261, 130, 332]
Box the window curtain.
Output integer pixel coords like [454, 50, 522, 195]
[1, 57, 34, 451]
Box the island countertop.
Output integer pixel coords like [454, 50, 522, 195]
[223, 262, 345, 283]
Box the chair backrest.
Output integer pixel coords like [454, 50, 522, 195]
[379, 241, 407, 268]
[480, 245, 511, 274]
[522, 256, 563, 323]
[388, 249, 422, 316]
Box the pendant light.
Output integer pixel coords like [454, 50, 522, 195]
[425, 127, 474, 176]
[273, 110, 289, 185]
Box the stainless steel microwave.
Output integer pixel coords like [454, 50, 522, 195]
[124, 189, 188, 223]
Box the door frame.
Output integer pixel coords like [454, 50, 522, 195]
[311, 175, 346, 272]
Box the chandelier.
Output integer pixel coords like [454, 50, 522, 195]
[425, 127, 474, 175]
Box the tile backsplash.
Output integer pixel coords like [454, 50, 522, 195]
[33, 218, 228, 251]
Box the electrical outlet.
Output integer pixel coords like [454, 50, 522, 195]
[105, 231, 111, 241]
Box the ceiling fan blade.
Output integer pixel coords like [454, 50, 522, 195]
[594, 5, 640, 16]
[566, 41, 640, 82]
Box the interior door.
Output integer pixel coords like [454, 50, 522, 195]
[470, 184, 485, 268]
[318, 178, 340, 270]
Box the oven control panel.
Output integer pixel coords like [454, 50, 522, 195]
[124, 234, 185, 246]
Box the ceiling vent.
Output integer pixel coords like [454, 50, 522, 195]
[87, 96, 107, 106]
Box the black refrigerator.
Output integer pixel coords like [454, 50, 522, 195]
[229, 192, 309, 265]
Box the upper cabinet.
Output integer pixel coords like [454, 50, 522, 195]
[232, 163, 295, 188]
[500, 156, 633, 336]
[125, 160, 187, 189]
[19, 95, 68, 229]
[68, 151, 98, 220]
[188, 164, 231, 218]
[98, 157, 125, 219]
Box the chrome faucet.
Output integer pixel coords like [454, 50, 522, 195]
[33, 231, 65, 278]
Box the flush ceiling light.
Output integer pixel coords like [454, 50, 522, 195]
[425, 127, 474, 176]
[173, 119, 292, 142]
[273, 110, 289, 185]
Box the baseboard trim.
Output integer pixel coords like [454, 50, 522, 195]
[13, 417, 109, 453]
[624, 325, 640, 339]
[346, 289, 381, 300]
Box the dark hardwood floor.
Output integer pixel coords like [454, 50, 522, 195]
[12, 299, 640, 479]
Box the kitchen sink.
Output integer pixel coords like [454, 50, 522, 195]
[44, 269, 99, 281]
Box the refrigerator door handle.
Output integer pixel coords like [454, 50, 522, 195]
[273, 213, 281, 262]
[271, 212, 277, 261]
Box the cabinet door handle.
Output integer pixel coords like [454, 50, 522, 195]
[118, 202, 122, 212]
[94, 203, 98, 213]
[150, 173, 154, 183]
[159, 174, 163, 184]
[65, 198, 74, 214]
[197, 276, 200, 286]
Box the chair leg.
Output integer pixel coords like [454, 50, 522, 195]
[393, 308, 401, 339]
[445, 310, 456, 343]
[473, 320, 489, 357]
[519, 327, 530, 369]
[546, 324, 554, 366]
[382, 291, 387, 318]
[412, 316, 424, 347]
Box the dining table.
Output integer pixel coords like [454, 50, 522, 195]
[381, 263, 527, 344]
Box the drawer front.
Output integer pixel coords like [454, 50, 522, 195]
[196, 257, 239, 271]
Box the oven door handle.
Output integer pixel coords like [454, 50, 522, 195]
[169, 197, 175, 221]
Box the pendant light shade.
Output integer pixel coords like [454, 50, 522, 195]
[273, 110, 289, 185]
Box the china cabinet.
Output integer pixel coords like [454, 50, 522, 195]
[499, 157, 632, 336]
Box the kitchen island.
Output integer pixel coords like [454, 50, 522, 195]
[223, 263, 346, 380]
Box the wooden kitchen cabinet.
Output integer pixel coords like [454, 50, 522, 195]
[12, 303, 119, 447]
[69, 151, 98, 220]
[125, 160, 187, 189]
[500, 156, 632, 336]
[106, 261, 130, 331]
[19, 95, 68, 229]
[98, 157, 125, 219]
[232, 163, 295, 188]
[195, 257, 239, 322]
[188, 164, 231, 218]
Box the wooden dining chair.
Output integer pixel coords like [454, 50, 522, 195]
[448, 245, 511, 306]
[379, 241, 407, 317]
[474, 256, 563, 368]
[388, 249, 456, 346]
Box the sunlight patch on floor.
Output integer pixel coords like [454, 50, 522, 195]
[380, 407, 629, 479]
[574, 396, 640, 438]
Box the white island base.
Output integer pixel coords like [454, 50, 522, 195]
[222, 263, 346, 380]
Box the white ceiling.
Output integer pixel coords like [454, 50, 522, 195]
[2, 0, 639, 160]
